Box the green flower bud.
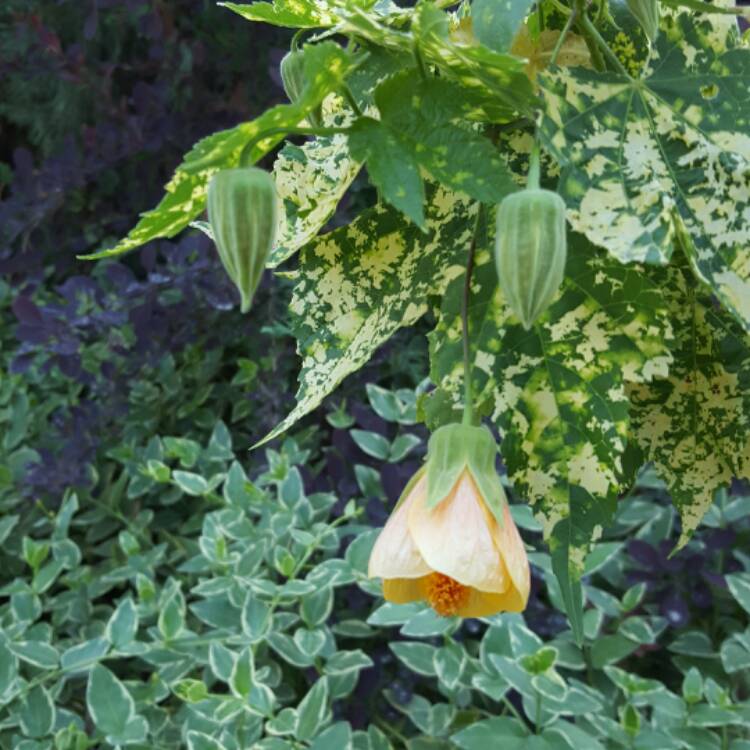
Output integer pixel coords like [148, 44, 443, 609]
[494, 187, 567, 330]
[207, 167, 278, 313]
[280, 50, 323, 129]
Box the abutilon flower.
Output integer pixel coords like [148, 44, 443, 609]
[368, 423, 530, 617]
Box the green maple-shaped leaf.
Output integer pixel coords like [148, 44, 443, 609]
[628, 260, 750, 547]
[258, 185, 476, 446]
[337, 4, 535, 122]
[85, 43, 352, 261]
[349, 74, 519, 225]
[431, 232, 673, 578]
[538, 10, 750, 330]
[270, 97, 362, 267]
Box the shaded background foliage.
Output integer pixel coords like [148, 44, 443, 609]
[0, 2, 749, 749]
[1, 0, 284, 263]
[0, 0, 295, 499]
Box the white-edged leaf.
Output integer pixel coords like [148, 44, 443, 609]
[86, 664, 136, 738]
[296, 677, 330, 741]
[19, 685, 55, 738]
[106, 597, 139, 648]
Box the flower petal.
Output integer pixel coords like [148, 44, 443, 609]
[452, 583, 528, 617]
[383, 577, 429, 604]
[488, 502, 531, 609]
[408, 470, 508, 593]
[368, 473, 431, 580]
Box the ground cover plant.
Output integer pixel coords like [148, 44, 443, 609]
[0, 391, 749, 749]
[1, 0, 750, 747]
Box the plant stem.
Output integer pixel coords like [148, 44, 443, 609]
[573, 0, 605, 72]
[535, 688, 543, 731]
[414, 45, 429, 81]
[341, 84, 363, 117]
[548, 0, 572, 16]
[595, 0, 607, 25]
[375, 717, 410, 745]
[290, 28, 306, 51]
[550, 6, 577, 67]
[502, 695, 530, 733]
[577, 9, 630, 77]
[527, 143, 541, 190]
[461, 206, 483, 426]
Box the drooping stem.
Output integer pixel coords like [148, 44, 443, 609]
[577, 5, 630, 77]
[461, 205, 483, 426]
[341, 84, 363, 117]
[527, 142, 541, 190]
[549, 5, 577, 67]
[290, 28, 307, 51]
[573, 0, 605, 72]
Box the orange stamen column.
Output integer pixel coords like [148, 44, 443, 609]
[425, 572, 470, 617]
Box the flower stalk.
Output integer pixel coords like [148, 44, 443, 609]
[461, 206, 483, 426]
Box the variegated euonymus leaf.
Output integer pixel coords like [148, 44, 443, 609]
[628, 260, 750, 547]
[270, 97, 362, 268]
[85, 43, 353, 261]
[538, 11, 750, 330]
[430, 233, 673, 579]
[220, 0, 338, 28]
[258, 186, 476, 446]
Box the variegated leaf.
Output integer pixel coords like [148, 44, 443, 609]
[220, 0, 338, 28]
[628, 261, 750, 547]
[270, 97, 362, 268]
[85, 43, 352, 261]
[258, 186, 476, 445]
[430, 232, 673, 577]
[538, 11, 750, 330]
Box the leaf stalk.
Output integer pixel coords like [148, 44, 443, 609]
[550, 5, 578, 67]
[577, 7, 630, 77]
[461, 205, 483, 426]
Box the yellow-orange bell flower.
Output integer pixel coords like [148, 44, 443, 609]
[368, 424, 530, 618]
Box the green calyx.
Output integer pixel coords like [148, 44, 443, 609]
[207, 167, 278, 313]
[424, 423, 507, 526]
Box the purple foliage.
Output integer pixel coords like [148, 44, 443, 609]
[624, 533, 741, 628]
[12, 233, 262, 497]
[0, 1, 294, 497]
[0, 2, 289, 274]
